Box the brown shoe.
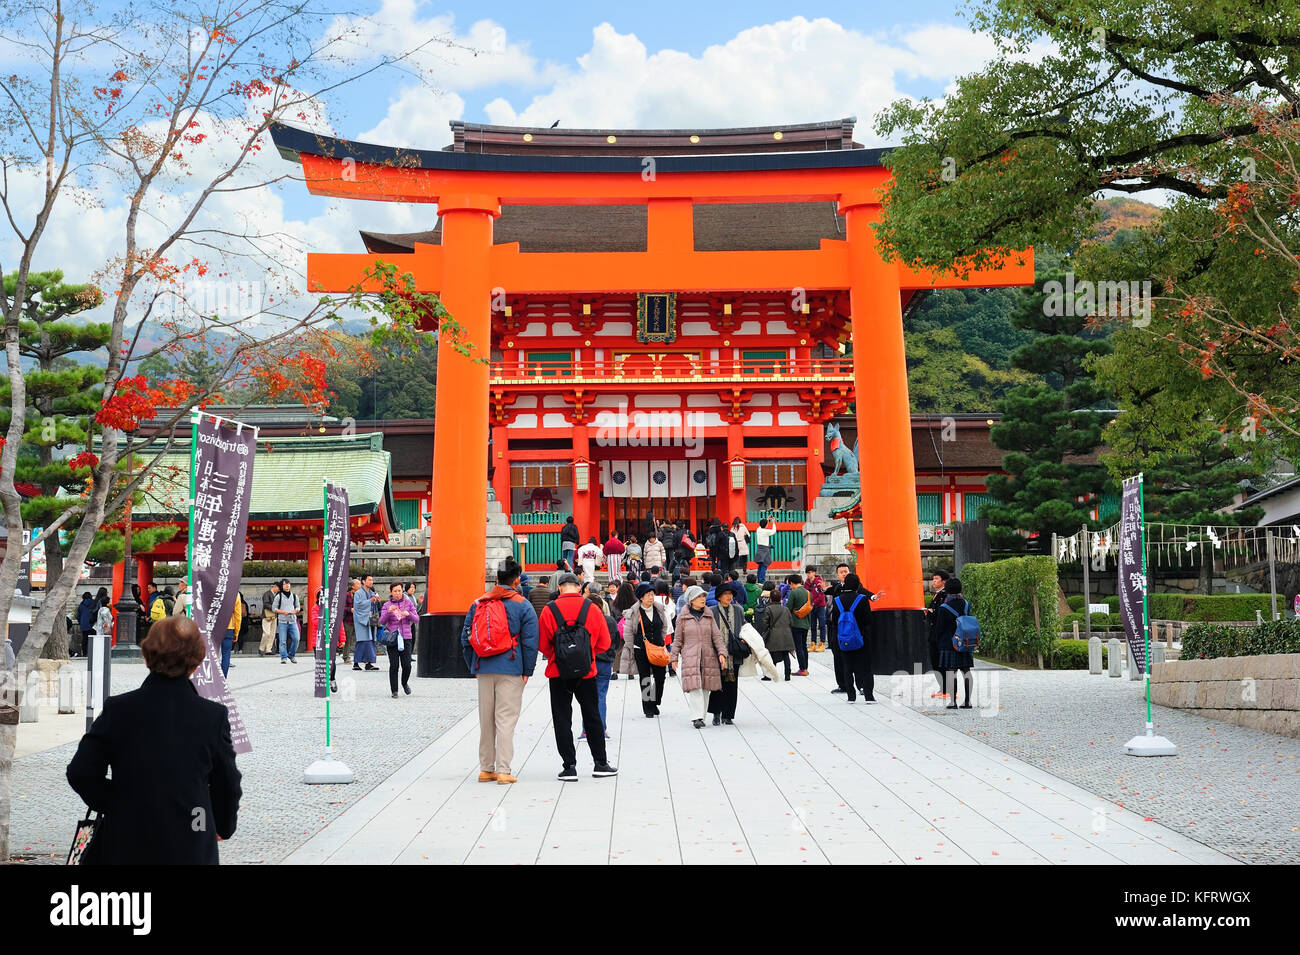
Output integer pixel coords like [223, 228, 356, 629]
[478, 771, 498, 783]
[496, 774, 517, 785]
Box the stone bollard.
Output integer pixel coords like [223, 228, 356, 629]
[58, 664, 78, 714]
[19, 668, 41, 722]
[1088, 636, 1102, 674]
[1107, 639, 1122, 678]
[1151, 644, 1166, 666]
[1128, 643, 1142, 681]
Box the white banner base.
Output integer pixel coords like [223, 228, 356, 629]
[1124, 725, 1178, 757]
[303, 746, 355, 784]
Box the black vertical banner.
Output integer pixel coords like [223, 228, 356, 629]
[1118, 475, 1147, 676]
[316, 482, 350, 698]
[189, 415, 255, 753]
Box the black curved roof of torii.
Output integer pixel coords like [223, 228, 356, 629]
[269, 122, 891, 174]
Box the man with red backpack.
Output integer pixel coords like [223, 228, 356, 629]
[460, 558, 539, 785]
[538, 572, 619, 781]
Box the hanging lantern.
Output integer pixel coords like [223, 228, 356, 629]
[730, 457, 746, 491]
[573, 458, 590, 493]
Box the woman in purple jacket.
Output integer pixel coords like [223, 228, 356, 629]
[379, 582, 418, 698]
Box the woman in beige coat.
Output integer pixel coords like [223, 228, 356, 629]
[669, 585, 727, 729]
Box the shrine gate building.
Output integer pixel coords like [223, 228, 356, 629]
[271, 117, 1032, 672]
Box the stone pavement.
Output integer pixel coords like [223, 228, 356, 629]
[9, 655, 478, 863]
[886, 661, 1300, 864]
[286, 657, 1232, 865]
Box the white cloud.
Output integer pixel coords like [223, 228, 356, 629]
[481, 18, 1006, 143]
[320, 0, 562, 91]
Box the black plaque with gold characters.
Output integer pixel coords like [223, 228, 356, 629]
[636, 292, 677, 343]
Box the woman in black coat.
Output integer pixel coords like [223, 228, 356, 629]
[67, 615, 242, 864]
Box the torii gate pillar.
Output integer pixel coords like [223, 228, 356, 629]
[424, 196, 499, 671]
[842, 198, 928, 674]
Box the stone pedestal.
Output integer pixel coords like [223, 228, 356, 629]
[1088, 636, 1102, 674]
[800, 494, 854, 573]
[417, 613, 471, 678]
[485, 494, 515, 574]
[1108, 638, 1123, 678]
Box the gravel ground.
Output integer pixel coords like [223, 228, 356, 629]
[9, 653, 478, 864]
[882, 664, 1300, 864]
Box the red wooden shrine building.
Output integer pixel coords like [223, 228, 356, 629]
[271, 116, 1032, 671]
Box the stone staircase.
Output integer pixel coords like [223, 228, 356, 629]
[485, 493, 516, 574]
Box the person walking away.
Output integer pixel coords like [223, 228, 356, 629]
[353, 575, 379, 670]
[172, 580, 192, 617]
[66, 615, 242, 863]
[624, 534, 643, 578]
[755, 581, 796, 680]
[786, 575, 811, 675]
[235, 592, 249, 655]
[753, 519, 776, 583]
[76, 592, 96, 658]
[603, 531, 626, 583]
[379, 582, 417, 698]
[643, 532, 666, 577]
[925, 570, 952, 699]
[935, 578, 976, 709]
[577, 536, 603, 582]
[273, 579, 300, 663]
[653, 578, 676, 631]
[560, 515, 580, 570]
[626, 583, 672, 718]
[584, 586, 616, 739]
[833, 574, 876, 703]
[731, 517, 750, 573]
[744, 574, 762, 614]
[707, 585, 747, 725]
[670, 586, 726, 728]
[529, 576, 553, 618]
[259, 583, 278, 656]
[461, 558, 538, 784]
[805, 566, 828, 652]
[824, 563, 853, 694]
[538, 573, 618, 780]
[220, 589, 243, 678]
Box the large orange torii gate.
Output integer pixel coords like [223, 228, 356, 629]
[271, 122, 1032, 672]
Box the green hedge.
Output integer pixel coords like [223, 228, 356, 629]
[1050, 638, 1111, 670]
[1146, 593, 1279, 622]
[961, 555, 1060, 664]
[1181, 620, 1300, 659]
[1062, 611, 1118, 633]
[1066, 594, 1086, 612]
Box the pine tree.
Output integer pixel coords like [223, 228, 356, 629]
[982, 263, 1115, 551]
[2, 271, 175, 657]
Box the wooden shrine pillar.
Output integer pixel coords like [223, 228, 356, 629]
[136, 557, 154, 594]
[806, 422, 825, 502]
[841, 196, 927, 674]
[491, 424, 510, 513]
[725, 423, 745, 524]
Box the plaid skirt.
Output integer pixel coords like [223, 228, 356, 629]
[938, 648, 974, 670]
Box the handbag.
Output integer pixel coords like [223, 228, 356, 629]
[638, 612, 671, 668]
[67, 810, 98, 865]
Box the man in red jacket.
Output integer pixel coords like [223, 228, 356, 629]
[538, 573, 619, 781]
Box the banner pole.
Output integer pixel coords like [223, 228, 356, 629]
[1124, 471, 1176, 756]
[322, 478, 331, 750]
[186, 408, 199, 619]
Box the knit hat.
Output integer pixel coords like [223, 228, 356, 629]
[683, 585, 706, 606]
[635, 583, 653, 600]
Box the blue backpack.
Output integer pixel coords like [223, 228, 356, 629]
[835, 594, 867, 651]
[942, 600, 981, 652]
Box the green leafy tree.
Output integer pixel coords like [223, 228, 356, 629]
[0, 271, 176, 657]
[982, 265, 1115, 550]
[905, 326, 1034, 413]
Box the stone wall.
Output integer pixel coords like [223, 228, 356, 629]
[1150, 653, 1300, 739]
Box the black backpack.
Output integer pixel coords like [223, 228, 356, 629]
[547, 599, 594, 680]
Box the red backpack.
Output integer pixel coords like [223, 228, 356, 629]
[469, 596, 518, 669]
